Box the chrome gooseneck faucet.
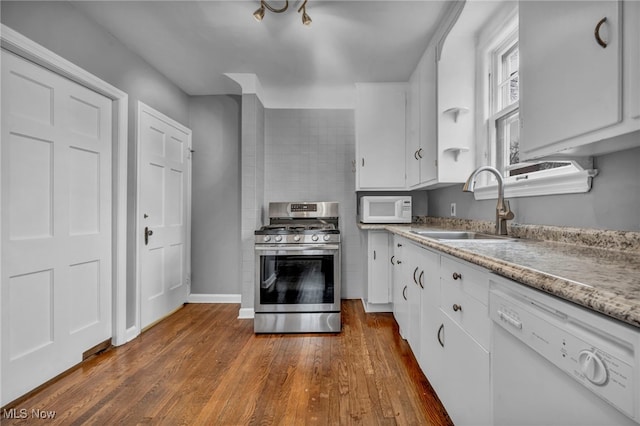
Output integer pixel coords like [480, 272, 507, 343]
[463, 166, 514, 235]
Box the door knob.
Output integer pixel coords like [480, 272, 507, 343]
[144, 226, 153, 245]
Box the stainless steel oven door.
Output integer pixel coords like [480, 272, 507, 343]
[254, 244, 341, 313]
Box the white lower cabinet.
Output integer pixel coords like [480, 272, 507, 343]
[435, 256, 492, 425]
[436, 313, 491, 426]
[391, 236, 408, 338]
[415, 246, 442, 390]
[366, 231, 391, 305]
[404, 242, 428, 359]
[390, 237, 492, 425]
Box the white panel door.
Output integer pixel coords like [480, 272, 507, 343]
[138, 103, 191, 329]
[1, 50, 112, 404]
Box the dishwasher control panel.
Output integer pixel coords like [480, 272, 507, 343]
[491, 285, 638, 422]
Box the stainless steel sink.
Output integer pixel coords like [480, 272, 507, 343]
[410, 230, 516, 241]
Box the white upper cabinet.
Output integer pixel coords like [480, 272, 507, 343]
[355, 83, 407, 190]
[520, 0, 640, 159]
[407, 48, 438, 188]
[407, 1, 477, 189]
[406, 64, 421, 187]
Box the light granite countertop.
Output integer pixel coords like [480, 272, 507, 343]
[358, 219, 640, 329]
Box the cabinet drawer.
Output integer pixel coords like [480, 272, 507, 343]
[441, 281, 489, 350]
[441, 256, 489, 305]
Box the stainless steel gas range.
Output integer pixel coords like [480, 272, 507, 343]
[254, 201, 341, 333]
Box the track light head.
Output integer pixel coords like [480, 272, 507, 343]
[253, 3, 266, 22]
[298, 0, 312, 27]
[301, 9, 312, 26]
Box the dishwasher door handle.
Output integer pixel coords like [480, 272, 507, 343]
[498, 310, 523, 330]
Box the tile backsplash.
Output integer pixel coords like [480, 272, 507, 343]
[264, 109, 362, 299]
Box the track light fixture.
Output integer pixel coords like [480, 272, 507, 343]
[299, 0, 312, 26]
[253, 0, 312, 27]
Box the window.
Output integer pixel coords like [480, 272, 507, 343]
[473, 6, 597, 200]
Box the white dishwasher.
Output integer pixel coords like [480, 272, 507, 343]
[490, 277, 640, 426]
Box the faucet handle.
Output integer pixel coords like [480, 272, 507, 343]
[501, 200, 515, 220]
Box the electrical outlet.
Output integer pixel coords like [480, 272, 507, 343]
[450, 203, 457, 217]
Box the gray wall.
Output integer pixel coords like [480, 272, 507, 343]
[188, 96, 242, 295]
[1, 1, 191, 327]
[427, 146, 640, 231]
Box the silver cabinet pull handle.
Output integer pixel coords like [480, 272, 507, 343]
[418, 270, 424, 289]
[413, 267, 419, 285]
[417, 148, 424, 159]
[595, 17, 608, 48]
[403, 285, 408, 301]
[437, 324, 444, 347]
[373, 250, 376, 260]
[390, 255, 395, 265]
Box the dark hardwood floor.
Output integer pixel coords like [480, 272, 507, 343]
[2, 300, 452, 425]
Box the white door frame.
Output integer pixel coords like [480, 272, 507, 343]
[0, 25, 129, 346]
[135, 102, 192, 334]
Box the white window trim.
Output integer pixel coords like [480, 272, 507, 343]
[474, 166, 599, 200]
[472, 4, 598, 200]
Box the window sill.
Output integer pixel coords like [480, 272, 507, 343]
[473, 169, 598, 200]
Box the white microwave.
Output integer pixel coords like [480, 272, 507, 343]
[359, 196, 412, 223]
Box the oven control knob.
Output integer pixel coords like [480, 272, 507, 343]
[323, 234, 331, 241]
[275, 235, 283, 242]
[293, 235, 301, 242]
[263, 235, 271, 242]
[578, 350, 608, 385]
[311, 234, 319, 242]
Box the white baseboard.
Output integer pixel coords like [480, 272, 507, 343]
[187, 293, 241, 304]
[238, 308, 254, 319]
[125, 325, 139, 343]
[361, 298, 393, 313]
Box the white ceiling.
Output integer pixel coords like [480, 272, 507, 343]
[72, 0, 453, 107]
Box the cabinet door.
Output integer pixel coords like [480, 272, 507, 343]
[356, 84, 406, 189]
[520, 0, 622, 157]
[391, 237, 408, 338]
[406, 68, 421, 187]
[419, 48, 438, 184]
[438, 314, 491, 426]
[367, 231, 390, 304]
[404, 244, 423, 357]
[418, 248, 441, 388]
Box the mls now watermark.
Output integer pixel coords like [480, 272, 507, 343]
[3, 408, 57, 420]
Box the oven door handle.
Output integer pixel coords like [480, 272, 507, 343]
[255, 244, 340, 252]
